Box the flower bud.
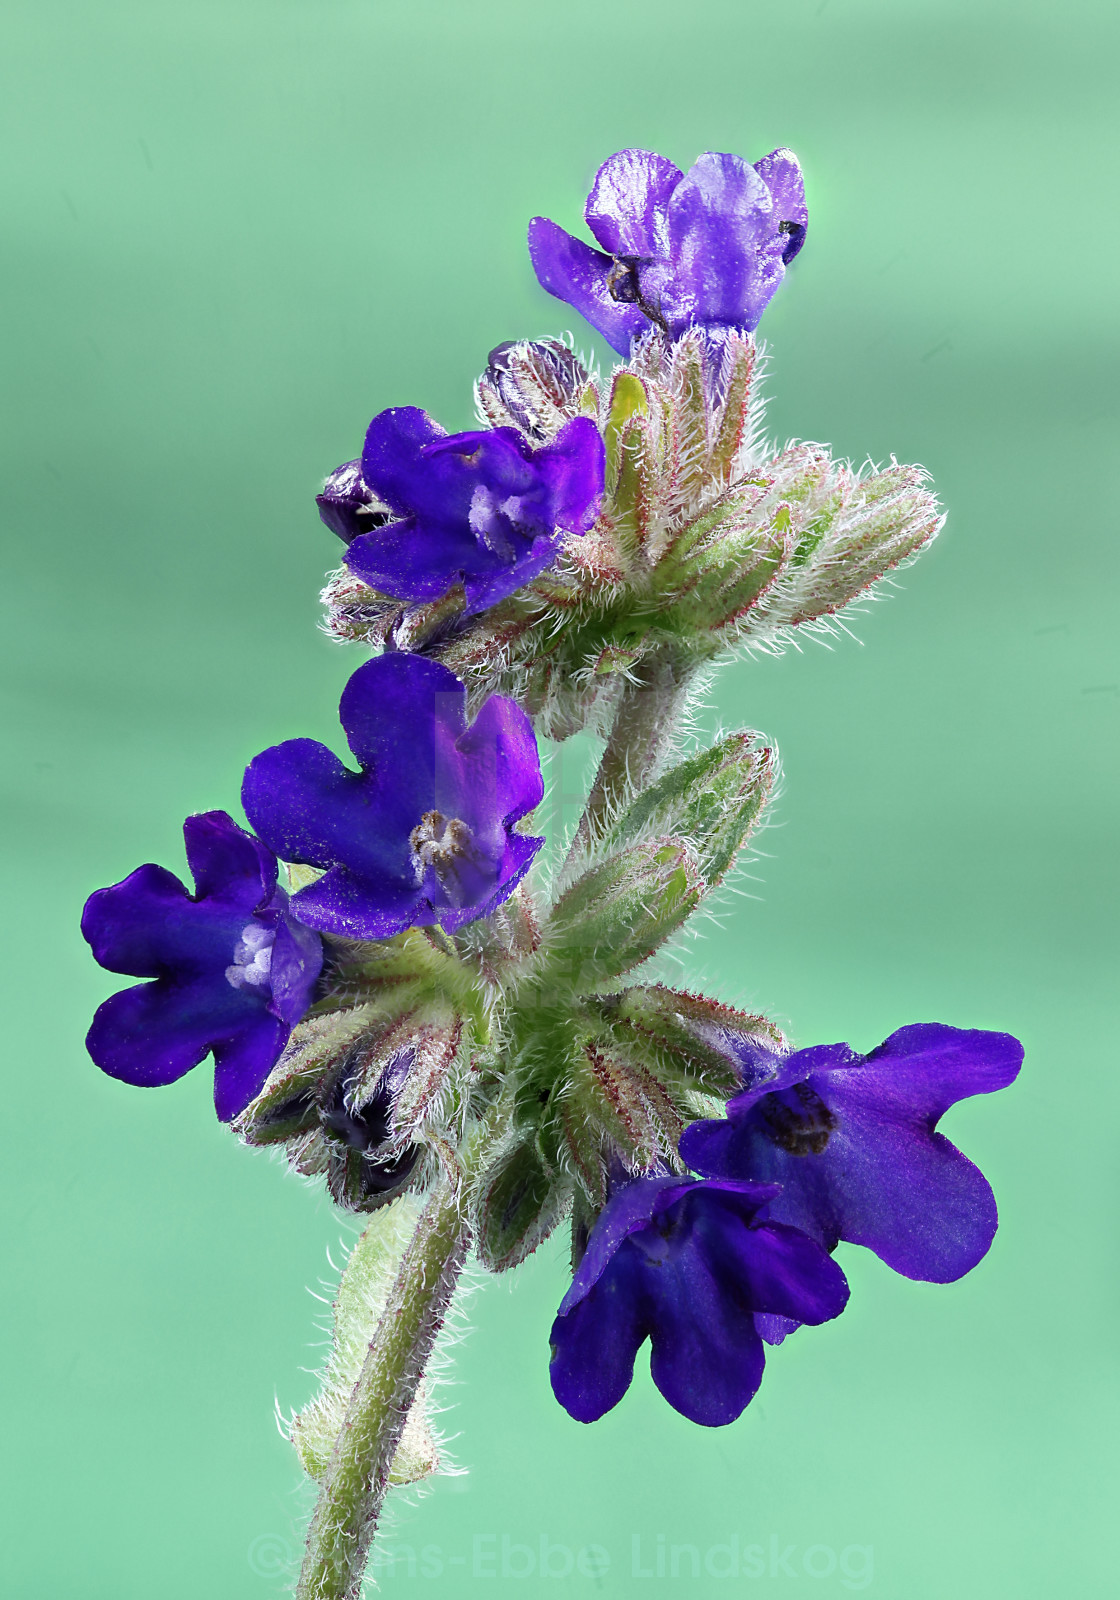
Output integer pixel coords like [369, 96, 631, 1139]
[591, 730, 776, 889]
[475, 339, 593, 441]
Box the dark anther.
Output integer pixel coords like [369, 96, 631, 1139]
[607, 256, 642, 304]
[607, 255, 670, 333]
[757, 1081, 836, 1156]
[776, 219, 807, 265]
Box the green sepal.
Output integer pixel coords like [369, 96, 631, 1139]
[545, 839, 704, 988]
[290, 1198, 440, 1489]
[663, 335, 709, 516]
[706, 336, 757, 485]
[588, 984, 783, 1101]
[593, 731, 776, 888]
[667, 509, 790, 632]
[559, 1036, 687, 1178]
[324, 925, 489, 1040]
[651, 478, 773, 582]
[602, 371, 650, 498]
[235, 1005, 389, 1145]
[474, 1136, 570, 1272]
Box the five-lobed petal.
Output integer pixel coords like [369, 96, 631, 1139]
[322, 406, 604, 617]
[549, 1175, 849, 1427]
[241, 653, 544, 941]
[680, 1023, 1024, 1284]
[529, 146, 808, 355]
[81, 811, 323, 1121]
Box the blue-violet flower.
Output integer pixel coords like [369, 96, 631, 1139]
[680, 1024, 1024, 1285]
[81, 810, 323, 1122]
[549, 1176, 849, 1427]
[529, 146, 807, 355]
[242, 653, 544, 940]
[319, 406, 604, 617]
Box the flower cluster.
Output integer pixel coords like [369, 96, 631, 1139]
[81, 141, 1019, 1590]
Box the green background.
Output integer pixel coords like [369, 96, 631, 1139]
[3, 0, 1116, 1594]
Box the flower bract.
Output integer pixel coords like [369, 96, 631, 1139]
[327, 406, 604, 617]
[529, 147, 807, 355]
[242, 653, 544, 940]
[680, 1024, 1024, 1283]
[81, 811, 323, 1121]
[549, 1175, 849, 1426]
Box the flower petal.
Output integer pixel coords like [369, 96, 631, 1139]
[584, 148, 683, 256]
[267, 911, 323, 1027]
[81, 865, 194, 978]
[559, 1175, 687, 1313]
[453, 689, 544, 829]
[854, 1023, 1024, 1121]
[290, 871, 431, 940]
[780, 1109, 1000, 1283]
[549, 1248, 651, 1422]
[542, 415, 606, 535]
[641, 1205, 767, 1426]
[662, 152, 784, 333]
[86, 976, 251, 1089]
[528, 217, 647, 355]
[360, 407, 456, 522]
[182, 810, 275, 909]
[754, 147, 808, 263]
[458, 538, 563, 614]
[212, 1013, 290, 1121]
[344, 514, 492, 603]
[242, 736, 411, 893]
[436, 828, 542, 933]
[730, 1220, 850, 1325]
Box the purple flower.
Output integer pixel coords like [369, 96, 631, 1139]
[529, 147, 807, 355]
[680, 1024, 1024, 1284]
[242, 653, 544, 940]
[549, 1176, 849, 1427]
[323, 407, 604, 617]
[81, 811, 323, 1122]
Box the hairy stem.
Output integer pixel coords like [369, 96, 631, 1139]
[296, 1175, 471, 1600]
[571, 650, 694, 860]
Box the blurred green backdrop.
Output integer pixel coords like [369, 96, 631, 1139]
[2, 0, 1117, 1595]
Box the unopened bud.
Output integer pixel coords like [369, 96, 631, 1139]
[475, 339, 591, 441]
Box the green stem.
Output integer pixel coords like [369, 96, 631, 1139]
[570, 650, 694, 861]
[296, 1174, 471, 1600]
